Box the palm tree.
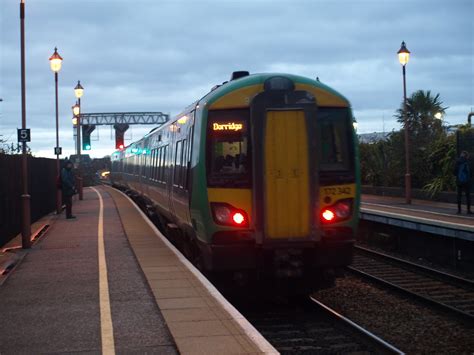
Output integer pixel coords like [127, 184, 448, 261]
[395, 90, 448, 139]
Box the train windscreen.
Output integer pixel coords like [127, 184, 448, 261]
[207, 109, 251, 188]
[319, 108, 352, 171]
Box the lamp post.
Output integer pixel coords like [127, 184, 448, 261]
[49, 47, 63, 214]
[72, 80, 84, 200]
[398, 41, 411, 204]
[74, 83, 84, 165]
[72, 102, 80, 156]
[20, 0, 31, 248]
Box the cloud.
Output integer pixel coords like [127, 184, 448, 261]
[1, 0, 472, 157]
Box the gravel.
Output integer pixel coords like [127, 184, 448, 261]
[313, 275, 474, 354]
[356, 242, 474, 281]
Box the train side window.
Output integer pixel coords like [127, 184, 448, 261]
[185, 125, 194, 190]
[157, 148, 161, 181]
[147, 151, 150, 179]
[153, 149, 158, 181]
[180, 139, 187, 188]
[319, 108, 351, 171]
[161, 146, 168, 182]
[152, 149, 157, 181]
[148, 152, 151, 178]
[148, 149, 155, 180]
[158, 147, 163, 182]
[174, 140, 183, 187]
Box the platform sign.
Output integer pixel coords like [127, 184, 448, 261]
[17, 128, 31, 143]
[54, 147, 62, 155]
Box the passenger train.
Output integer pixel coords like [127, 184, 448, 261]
[111, 71, 360, 291]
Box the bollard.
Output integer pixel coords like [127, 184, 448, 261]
[78, 176, 83, 200]
[21, 194, 31, 249]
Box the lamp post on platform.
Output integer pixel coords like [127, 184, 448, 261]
[74, 82, 84, 164]
[49, 47, 63, 214]
[20, 0, 31, 248]
[72, 80, 84, 200]
[398, 41, 411, 204]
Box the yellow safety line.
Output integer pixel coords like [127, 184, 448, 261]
[91, 187, 116, 355]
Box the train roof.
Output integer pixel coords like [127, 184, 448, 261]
[111, 72, 351, 156]
[199, 72, 350, 108]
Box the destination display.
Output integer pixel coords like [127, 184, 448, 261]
[212, 122, 243, 132]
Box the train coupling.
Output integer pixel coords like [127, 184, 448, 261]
[274, 249, 304, 278]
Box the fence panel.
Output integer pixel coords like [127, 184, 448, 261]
[0, 155, 57, 246]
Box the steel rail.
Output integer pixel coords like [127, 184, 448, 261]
[354, 245, 474, 289]
[309, 296, 404, 355]
[350, 246, 474, 324]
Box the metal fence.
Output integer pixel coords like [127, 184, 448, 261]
[0, 155, 56, 246]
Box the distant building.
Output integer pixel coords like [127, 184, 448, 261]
[358, 132, 391, 144]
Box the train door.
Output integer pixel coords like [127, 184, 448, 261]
[250, 77, 318, 243]
[264, 110, 310, 239]
[169, 113, 194, 225]
[167, 123, 178, 221]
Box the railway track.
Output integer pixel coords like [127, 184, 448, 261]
[240, 297, 402, 354]
[350, 245, 474, 323]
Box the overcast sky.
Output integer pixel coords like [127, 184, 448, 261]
[1, 0, 473, 158]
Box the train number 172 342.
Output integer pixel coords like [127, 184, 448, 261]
[322, 186, 353, 196]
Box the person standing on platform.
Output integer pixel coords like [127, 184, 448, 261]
[61, 159, 77, 219]
[454, 151, 472, 215]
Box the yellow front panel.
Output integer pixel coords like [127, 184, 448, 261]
[265, 110, 310, 238]
[295, 84, 349, 107]
[210, 85, 264, 110]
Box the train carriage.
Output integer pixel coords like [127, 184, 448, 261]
[111, 71, 360, 290]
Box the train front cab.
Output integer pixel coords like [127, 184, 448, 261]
[200, 75, 358, 286]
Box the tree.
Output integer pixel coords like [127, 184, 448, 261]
[395, 90, 448, 140]
[423, 133, 456, 196]
[361, 90, 454, 192]
[394, 90, 449, 189]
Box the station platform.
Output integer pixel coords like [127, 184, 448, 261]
[361, 194, 474, 241]
[0, 186, 276, 354]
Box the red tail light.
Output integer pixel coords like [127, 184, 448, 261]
[232, 212, 245, 225]
[322, 209, 335, 222]
[320, 198, 353, 224]
[211, 203, 249, 227]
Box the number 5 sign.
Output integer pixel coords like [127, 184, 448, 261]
[17, 128, 31, 143]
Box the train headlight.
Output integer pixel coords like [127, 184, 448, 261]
[211, 203, 249, 227]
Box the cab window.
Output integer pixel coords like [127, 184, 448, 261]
[207, 109, 251, 188]
[319, 108, 352, 171]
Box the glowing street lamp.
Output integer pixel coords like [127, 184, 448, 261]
[49, 47, 63, 73]
[398, 41, 411, 204]
[74, 80, 84, 98]
[397, 41, 410, 66]
[72, 102, 80, 117]
[49, 47, 63, 214]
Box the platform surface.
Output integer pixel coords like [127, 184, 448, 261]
[361, 194, 474, 240]
[0, 186, 275, 354]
